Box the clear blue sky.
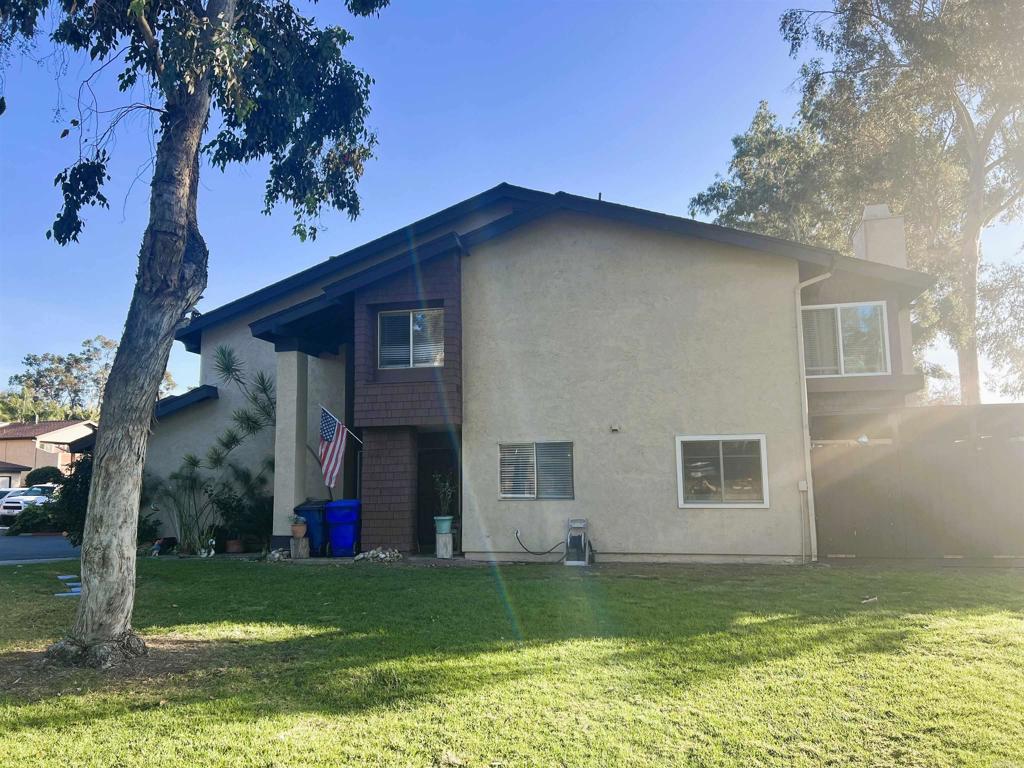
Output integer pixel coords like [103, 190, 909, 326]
[1, 0, 1020, 399]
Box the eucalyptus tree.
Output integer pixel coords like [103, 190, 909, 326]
[693, 0, 1024, 403]
[1, 0, 388, 666]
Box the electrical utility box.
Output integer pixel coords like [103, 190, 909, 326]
[565, 518, 591, 566]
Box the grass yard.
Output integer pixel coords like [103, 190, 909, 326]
[1, 560, 1023, 767]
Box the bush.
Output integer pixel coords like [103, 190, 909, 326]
[49, 454, 159, 547]
[208, 461, 273, 551]
[49, 454, 92, 546]
[24, 465, 63, 486]
[5, 504, 58, 535]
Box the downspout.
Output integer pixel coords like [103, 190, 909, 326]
[795, 263, 834, 563]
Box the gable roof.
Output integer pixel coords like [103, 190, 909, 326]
[0, 420, 88, 440]
[180, 183, 935, 352]
[154, 385, 219, 419]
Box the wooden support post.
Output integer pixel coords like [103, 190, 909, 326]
[290, 537, 310, 560]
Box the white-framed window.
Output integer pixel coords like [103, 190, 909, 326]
[378, 309, 444, 369]
[499, 442, 574, 500]
[675, 434, 769, 508]
[802, 301, 890, 377]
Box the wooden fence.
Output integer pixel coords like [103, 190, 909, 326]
[811, 404, 1024, 559]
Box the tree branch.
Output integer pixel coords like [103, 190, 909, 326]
[133, 11, 164, 80]
[948, 86, 978, 152]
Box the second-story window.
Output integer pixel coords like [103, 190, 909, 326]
[378, 309, 445, 369]
[802, 301, 889, 376]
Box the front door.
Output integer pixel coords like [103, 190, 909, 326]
[416, 448, 458, 552]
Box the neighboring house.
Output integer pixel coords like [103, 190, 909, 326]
[0, 460, 32, 489]
[146, 184, 932, 563]
[0, 420, 97, 486]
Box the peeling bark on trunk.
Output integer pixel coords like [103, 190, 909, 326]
[48, 88, 212, 669]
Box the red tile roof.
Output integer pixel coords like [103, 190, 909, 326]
[0, 420, 86, 440]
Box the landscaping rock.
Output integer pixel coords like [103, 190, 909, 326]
[267, 548, 290, 562]
[354, 546, 402, 563]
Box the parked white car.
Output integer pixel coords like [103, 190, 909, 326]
[0, 484, 57, 524]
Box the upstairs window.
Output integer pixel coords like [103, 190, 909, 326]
[676, 435, 768, 508]
[802, 302, 889, 376]
[499, 442, 574, 499]
[378, 309, 444, 369]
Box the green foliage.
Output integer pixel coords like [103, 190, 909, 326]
[0, 387, 65, 423]
[151, 464, 218, 555]
[433, 472, 457, 518]
[1, 0, 388, 242]
[156, 457, 273, 554]
[209, 459, 273, 549]
[5, 335, 175, 419]
[24, 466, 63, 486]
[978, 261, 1024, 398]
[4, 504, 58, 535]
[47, 454, 92, 546]
[692, 0, 1024, 400]
[46, 454, 158, 546]
[203, 346, 275, 471]
[46, 152, 111, 245]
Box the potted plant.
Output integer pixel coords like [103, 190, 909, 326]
[290, 513, 308, 539]
[433, 473, 456, 534]
[211, 486, 245, 553]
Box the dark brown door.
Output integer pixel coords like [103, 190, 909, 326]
[416, 449, 458, 552]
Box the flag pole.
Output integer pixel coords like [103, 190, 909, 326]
[321, 405, 363, 444]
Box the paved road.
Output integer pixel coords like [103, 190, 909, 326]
[0, 533, 79, 564]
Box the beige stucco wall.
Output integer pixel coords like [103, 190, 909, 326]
[0, 438, 78, 485]
[460, 212, 810, 563]
[145, 289, 323, 533]
[146, 197, 520, 536]
[270, 349, 347, 537]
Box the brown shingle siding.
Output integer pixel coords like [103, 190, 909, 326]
[359, 426, 418, 552]
[352, 252, 462, 428]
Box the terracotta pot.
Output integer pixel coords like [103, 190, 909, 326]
[291, 523, 308, 538]
[225, 538, 244, 554]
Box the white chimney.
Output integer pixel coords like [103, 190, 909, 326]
[852, 204, 906, 269]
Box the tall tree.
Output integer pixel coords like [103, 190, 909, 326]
[8, 336, 175, 418]
[692, 0, 1024, 403]
[1, 0, 387, 666]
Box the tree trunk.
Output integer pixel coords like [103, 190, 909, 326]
[956, 177, 985, 406]
[47, 89, 212, 669]
[957, 244, 982, 406]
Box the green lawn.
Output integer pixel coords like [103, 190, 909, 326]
[1, 560, 1022, 767]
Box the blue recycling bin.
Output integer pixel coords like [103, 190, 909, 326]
[325, 499, 361, 557]
[294, 501, 327, 556]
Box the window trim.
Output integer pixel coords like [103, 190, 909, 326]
[801, 300, 891, 378]
[675, 434, 769, 509]
[498, 440, 575, 501]
[377, 308, 445, 370]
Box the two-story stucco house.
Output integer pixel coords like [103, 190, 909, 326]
[145, 184, 933, 563]
[0, 420, 96, 487]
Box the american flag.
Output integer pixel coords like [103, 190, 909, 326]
[319, 407, 347, 488]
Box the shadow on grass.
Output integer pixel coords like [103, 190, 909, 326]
[2, 559, 1022, 734]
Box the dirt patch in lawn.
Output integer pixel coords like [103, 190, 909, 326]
[0, 635, 238, 702]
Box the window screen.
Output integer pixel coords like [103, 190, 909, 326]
[677, 436, 767, 506]
[802, 303, 887, 376]
[378, 309, 444, 368]
[802, 307, 840, 375]
[499, 442, 574, 499]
